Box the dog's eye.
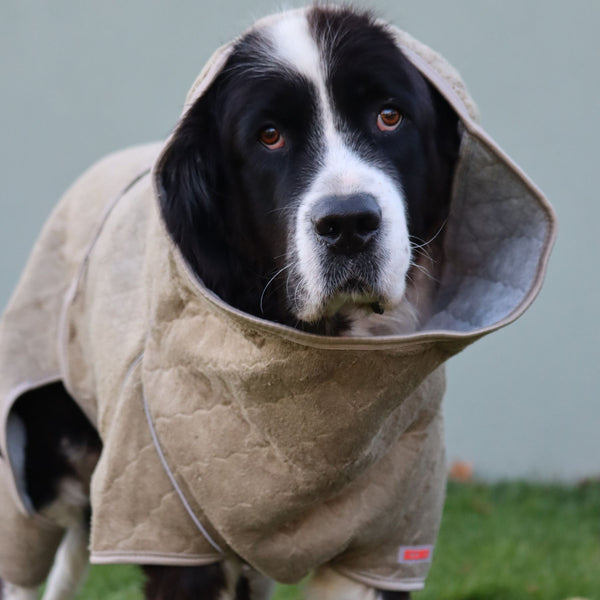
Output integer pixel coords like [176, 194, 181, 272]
[376, 107, 403, 132]
[259, 127, 285, 149]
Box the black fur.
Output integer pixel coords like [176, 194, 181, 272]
[12, 382, 101, 512]
[160, 32, 322, 327]
[380, 592, 411, 600]
[143, 564, 227, 600]
[235, 575, 252, 600]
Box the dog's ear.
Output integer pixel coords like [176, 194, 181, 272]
[423, 83, 461, 236]
[158, 82, 239, 302]
[430, 84, 461, 174]
[157, 72, 286, 321]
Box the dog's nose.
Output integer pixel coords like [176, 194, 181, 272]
[311, 194, 381, 254]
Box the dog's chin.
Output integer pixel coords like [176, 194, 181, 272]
[294, 281, 417, 337]
[295, 280, 379, 320]
[323, 284, 383, 317]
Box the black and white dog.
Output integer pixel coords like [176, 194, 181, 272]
[2, 6, 459, 600]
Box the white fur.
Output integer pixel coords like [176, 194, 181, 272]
[1, 582, 38, 600]
[345, 301, 419, 337]
[307, 568, 382, 600]
[269, 13, 411, 324]
[40, 524, 89, 600]
[269, 14, 323, 84]
[33, 478, 90, 600]
[293, 144, 410, 321]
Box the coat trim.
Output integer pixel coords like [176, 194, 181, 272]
[142, 378, 225, 555]
[334, 566, 426, 592]
[90, 550, 223, 566]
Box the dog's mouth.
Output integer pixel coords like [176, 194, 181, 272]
[325, 296, 386, 318]
[321, 277, 387, 318]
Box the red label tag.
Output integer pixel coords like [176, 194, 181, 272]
[398, 545, 433, 564]
[404, 548, 430, 561]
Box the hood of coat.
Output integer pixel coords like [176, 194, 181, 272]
[152, 6, 556, 353]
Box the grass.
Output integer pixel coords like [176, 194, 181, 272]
[72, 481, 600, 599]
[414, 481, 600, 600]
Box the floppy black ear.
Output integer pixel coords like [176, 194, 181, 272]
[158, 83, 238, 302]
[430, 83, 461, 177]
[422, 82, 461, 239]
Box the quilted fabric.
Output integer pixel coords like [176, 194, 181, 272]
[0, 8, 555, 591]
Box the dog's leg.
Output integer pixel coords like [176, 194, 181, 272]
[378, 591, 410, 600]
[8, 383, 100, 600]
[306, 568, 411, 600]
[306, 568, 379, 600]
[143, 560, 273, 600]
[238, 564, 274, 600]
[40, 521, 89, 600]
[143, 560, 239, 600]
[0, 581, 38, 600]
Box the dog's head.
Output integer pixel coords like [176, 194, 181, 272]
[159, 7, 460, 334]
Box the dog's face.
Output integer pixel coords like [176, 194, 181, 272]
[160, 7, 459, 334]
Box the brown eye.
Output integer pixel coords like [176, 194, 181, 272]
[259, 126, 285, 149]
[377, 107, 403, 132]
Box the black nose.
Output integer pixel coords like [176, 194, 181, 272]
[311, 194, 382, 254]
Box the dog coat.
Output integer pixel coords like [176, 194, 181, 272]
[0, 9, 556, 592]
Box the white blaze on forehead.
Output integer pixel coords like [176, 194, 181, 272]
[265, 13, 337, 132]
[267, 13, 323, 83]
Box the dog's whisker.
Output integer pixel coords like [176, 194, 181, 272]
[285, 270, 293, 305]
[411, 246, 436, 264]
[404, 271, 423, 305]
[260, 264, 292, 314]
[265, 205, 294, 218]
[409, 219, 448, 250]
[409, 260, 439, 283]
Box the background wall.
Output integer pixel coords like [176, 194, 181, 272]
[1, 1, 597, 481]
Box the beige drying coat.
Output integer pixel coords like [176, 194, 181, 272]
[0, 10, 555, 592]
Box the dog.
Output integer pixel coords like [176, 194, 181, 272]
[1, 6, 460, 600]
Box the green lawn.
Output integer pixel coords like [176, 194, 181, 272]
[73, 481, 600, 599]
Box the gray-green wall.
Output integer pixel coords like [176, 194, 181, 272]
[1, 1, 598, 480]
